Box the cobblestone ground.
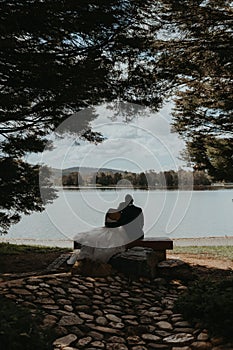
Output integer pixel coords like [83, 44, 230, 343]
[1, 269, 232, 350]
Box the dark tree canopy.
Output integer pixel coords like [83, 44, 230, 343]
[184, 135, 233, 182]
[0, 159, 56, 233]
[1, 0, 231, 146]
[0, 0, 232, 233]
[152, 0, 233, 178]
[0, 0, 162, 233]
[0, 0, 162, 144]
[167, 1, 233, 138]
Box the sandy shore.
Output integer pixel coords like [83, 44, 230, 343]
[173, 236, 233, 246]
[1, 236, 233, 247]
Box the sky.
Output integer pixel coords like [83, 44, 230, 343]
[27, 101, 187, 173]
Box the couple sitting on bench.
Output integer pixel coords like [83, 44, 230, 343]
[67, 194, 144, 265]
[105, 194, 144, 240]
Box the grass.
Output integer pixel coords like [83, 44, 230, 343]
[0, 242, 70, 255]
[1, 242, 233, 260]
[172, 245, 233, 261]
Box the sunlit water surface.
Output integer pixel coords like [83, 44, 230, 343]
[3, 189, 233, 247]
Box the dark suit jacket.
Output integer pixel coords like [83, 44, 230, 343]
[105, 204, 144, 241]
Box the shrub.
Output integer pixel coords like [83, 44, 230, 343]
[0, 296, 54, 350]
[174, 278, 233, 341]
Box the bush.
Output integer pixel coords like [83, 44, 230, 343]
[0, 296, 54, 350]
[174, 278, 233, 341]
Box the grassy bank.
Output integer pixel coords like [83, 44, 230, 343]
[172, 245, 233, 261]
[0, 242, 70, 255]
[1, 242, 233, 260]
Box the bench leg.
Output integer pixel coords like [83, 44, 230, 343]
[154, 250, 166, 262]
[74, 241, 81, 250]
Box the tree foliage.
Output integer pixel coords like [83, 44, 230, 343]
[185, 135, 233, 181]
[64, 168, 210, 188]
[0, 0, 162, 143]
[62, 172, 84, 186]
[153, 0, 233, 138]
[154, 0, 233, 178]
[0, 0, 232, 233]
[0, 158, 56, 234]
[0, 0, 161, 233]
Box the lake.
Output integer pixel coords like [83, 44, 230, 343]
[2, 188, 233, 247]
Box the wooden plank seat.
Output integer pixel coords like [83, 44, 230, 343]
[74, 237, 173, 251]
[125, 237, 173, 262]
[126, 237, 173, 250]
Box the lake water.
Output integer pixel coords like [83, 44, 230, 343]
[2, 188, 233, 247]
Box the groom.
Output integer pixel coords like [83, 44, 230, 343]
[105, 194, 144, 242]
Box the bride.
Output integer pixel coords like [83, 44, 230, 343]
[67, 194, 144, 264]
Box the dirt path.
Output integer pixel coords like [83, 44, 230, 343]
[168, 252, 233, 270]
[1, 251, 232, 284]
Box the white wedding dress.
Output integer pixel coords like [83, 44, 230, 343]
[67, 205, 144, 265]
[67, 225, 129, 264]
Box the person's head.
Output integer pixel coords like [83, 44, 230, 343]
[125, 194, 133, 205]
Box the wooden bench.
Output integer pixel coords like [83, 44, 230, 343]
[126, 237, 173, 260]
[74, 237, 173, 260]
[126, 237, 173, 250]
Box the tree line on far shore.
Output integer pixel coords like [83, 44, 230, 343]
[62, 169, 212, 189]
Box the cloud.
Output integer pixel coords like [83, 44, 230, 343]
[28, 102, 185, 172]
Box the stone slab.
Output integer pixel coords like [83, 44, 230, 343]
[109, 247, 165, 278]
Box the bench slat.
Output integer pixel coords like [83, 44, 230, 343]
[74, 237, 173, 250]
[126, 237, 173, 250]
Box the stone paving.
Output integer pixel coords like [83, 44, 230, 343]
[1, 268, 233, 350]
